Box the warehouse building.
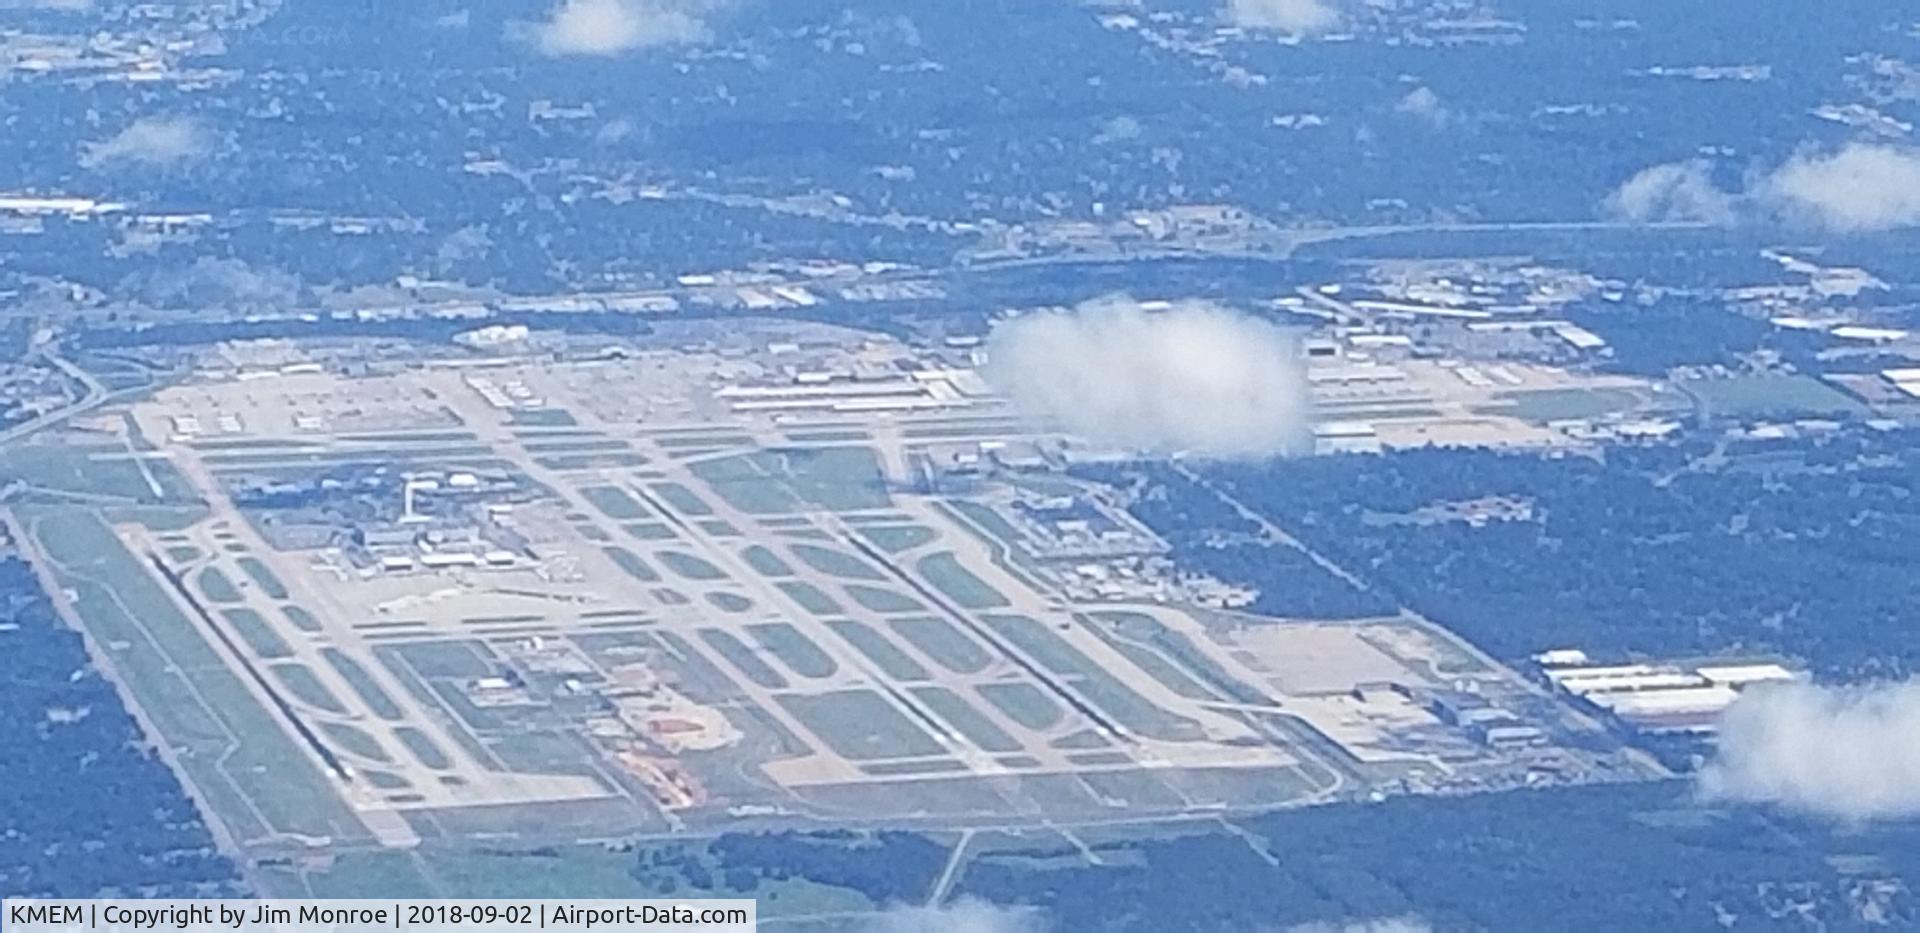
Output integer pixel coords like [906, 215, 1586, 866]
[1535, 651, 1802, 737]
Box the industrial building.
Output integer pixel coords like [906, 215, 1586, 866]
[715, 367, 988, 414]
[1425, 690, 1547, 749]
[1314, 421, 1382, 455]
[1536, 652, 1802, 736]
[1883, 368, 1920, 401]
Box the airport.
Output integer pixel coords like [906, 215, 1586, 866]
[1, 314, 1681, 864]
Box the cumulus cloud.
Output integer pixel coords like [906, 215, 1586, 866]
[1602, 159, 1739, 225]
[1093, 115, 1143, 145]
[81, 116, 213, 170]
[984, 296, 1310, 460]
[1226, 0, 1341, 35]
[1700, 679, 1920, 822]
[529, 0, 716, 56]
[436, 225, 494, 266]
[1287, 917, 1432, 933]
[596, 119, 637, 145]
[1606, 143, 1920, 232]
[125, 257, 304, 312]
[861, 899, 1045, 933]
[1394, 87, 1449, 127]
[1758, 143, 1920, 233]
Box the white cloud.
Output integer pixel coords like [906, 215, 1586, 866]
[1606, 143, 1920, 232]
[530, 0, 715, 57]
[129, 257, 303, 312]
[1226, 0, 1340, 35]
[596, 119, 636, 144]
[1394, 87, 1449, 127]
[862, 899, 1044, 933]
[81, 116, 212, 170]
[436, 225, 493, 265]
[1287, 917, 1431, 933]
[1700, 679, 1920, 822]
[1601, 159, 1738, 225]
[984, 296, 1310, 460]
[1758, 143, 1920, 233]
[1093, 115, 1143, 145]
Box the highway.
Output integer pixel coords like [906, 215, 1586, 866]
[0, 347, 108, 447]
[16, 217, 1719, 335]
